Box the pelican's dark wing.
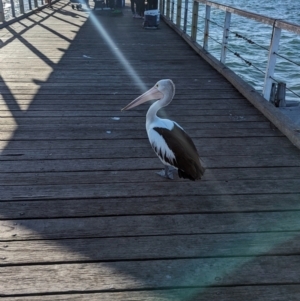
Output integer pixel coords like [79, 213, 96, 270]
[153, 124, 205, 180]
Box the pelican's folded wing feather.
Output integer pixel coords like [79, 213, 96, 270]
[153, 124, 205, 180]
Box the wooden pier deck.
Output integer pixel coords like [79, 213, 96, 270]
[1, 1, 300, 299]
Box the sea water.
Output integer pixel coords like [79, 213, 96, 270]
[190, 0, 300, 102]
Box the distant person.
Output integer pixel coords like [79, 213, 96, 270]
[46, 0, 53, 8]
[147, 0, 157, 9]
[135, 0, 145, 18]
[130, 0, 137, 17]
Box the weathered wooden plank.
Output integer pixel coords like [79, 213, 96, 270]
[0, 165, 300, 184]
[0, 121, 270, 133]
[0, 128, 284, 140]
[1, 72, 224, 80]
[1, 286, 300, 301]
[0, 108, 263, 117]
[0, 103, 250, 112]
[0, 73, 223, 80]
[1, 193, 300, 219]
[1, 156, 300, 174]
[1, 211, 300, 240]
[0, 97, 251, 104]
[0, 110, 263, 122]
[1, 51, 205, 57]
[0, 44, 198, 49]
[1, 256, 300, 295]
[0, 81, 235, 88]
[1, 53, 218, 59]
[0, 137, 294, 151]
[1, 143, 298, 160]
[0, 178, 300, 201]
[1, 232, 299, 265]
[1, 178, 299, 200]
[0, 103, 256, 111]
[0, 88, 243, 96]
[0, 74, 231, 85]
[0, 63, 231, 70]
[0, 93, 246, 101]
[0, 89, 244, 98]
[0, 115, 267, 126]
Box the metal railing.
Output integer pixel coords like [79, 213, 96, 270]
[0, 0, 45, 25]
[160, 0, 300, 104]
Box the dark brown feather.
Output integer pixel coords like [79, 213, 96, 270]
[153, 124, 205, 180]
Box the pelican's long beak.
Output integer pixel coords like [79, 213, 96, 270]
[121, 86, 164, 111]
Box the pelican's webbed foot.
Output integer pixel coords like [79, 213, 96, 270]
[156, 166, 176, 180]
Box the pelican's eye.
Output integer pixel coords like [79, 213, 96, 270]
[156, 84, 159, 88]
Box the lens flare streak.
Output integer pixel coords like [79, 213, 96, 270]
[89, 12, 147, 92]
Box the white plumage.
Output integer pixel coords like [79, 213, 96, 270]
[148, 123, 176, 166]
[147, 118, 178, 166]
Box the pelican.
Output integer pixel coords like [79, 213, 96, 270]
[122, 79, 205, 181]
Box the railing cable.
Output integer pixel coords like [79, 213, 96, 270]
[274, 52, 300, 67]
[226, 46, 266, 75]
[270, 76, 300, 99]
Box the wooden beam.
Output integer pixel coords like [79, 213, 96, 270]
[1, 232, 300, 265]
[1, 286, 300, 301]
[2, 256, 300, 295]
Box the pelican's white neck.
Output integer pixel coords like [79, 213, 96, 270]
[146, 101, 161, 129]
[145, 81, 175, 130]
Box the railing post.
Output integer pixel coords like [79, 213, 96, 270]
[263, 25, 281, 100]
[275, 82, 286, 107]
[19, 0, 25, 14]
[183, 0, 188, 33]
[166, 0, 170, 19]
[176, 0, 182, 27]
[191, 1, 199, 41]
[203, 4, 211, 51]
[270, 83, 277, 105]
[171, 0, 174, 22]
[0, 0, 4, 23]
[159, 0, 164, 16]
[10, 0, 16, 18]
[28, 0, 32, 10]
[220, 11, 231, 63]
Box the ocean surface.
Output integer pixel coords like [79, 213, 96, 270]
[187, 0, 300, 102]
[3, 0, 300, 102]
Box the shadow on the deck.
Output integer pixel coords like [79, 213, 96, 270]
[1, 1, 300, 299]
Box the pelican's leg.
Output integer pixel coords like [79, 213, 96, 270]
[156, 165, 176, 180]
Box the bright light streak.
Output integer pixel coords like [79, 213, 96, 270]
[89, 12, 147, 92]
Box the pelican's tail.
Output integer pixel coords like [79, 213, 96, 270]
[178, 158, 205, 181]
